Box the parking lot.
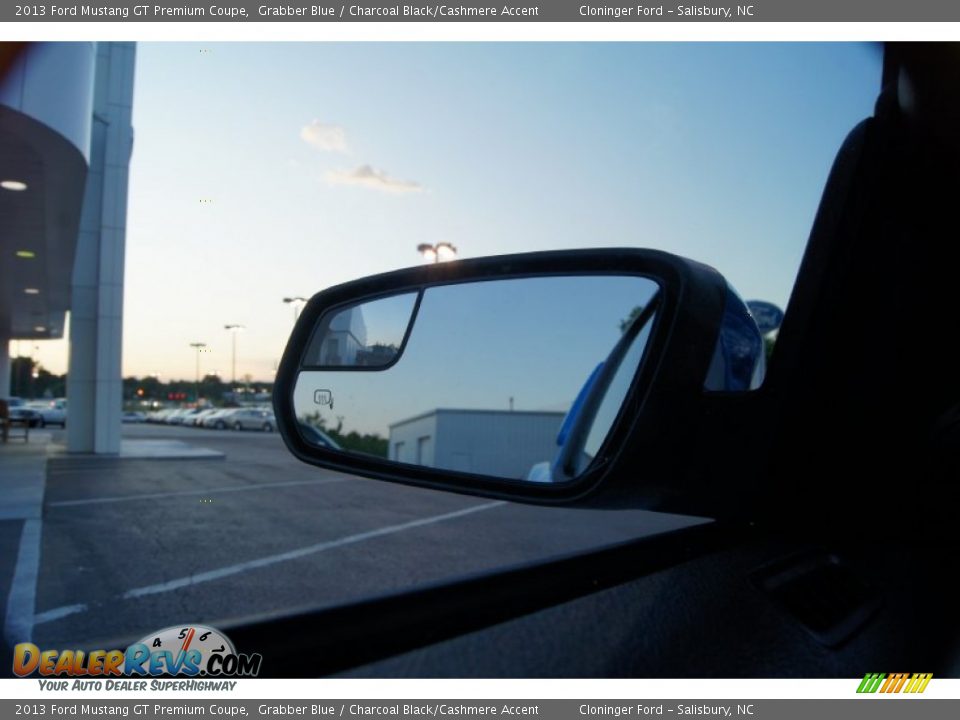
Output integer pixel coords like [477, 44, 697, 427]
[2, 423, 705, 651]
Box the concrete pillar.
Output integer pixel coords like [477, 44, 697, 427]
[67, 43, 136, 454]
[0, 339, 10, 398]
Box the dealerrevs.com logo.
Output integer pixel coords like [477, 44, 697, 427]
[856, 673, 933, 694]
[13, 625, 262, 679]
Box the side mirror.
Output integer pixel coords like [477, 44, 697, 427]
[274, 249, 749, 504]
[745, 300, 784, 335]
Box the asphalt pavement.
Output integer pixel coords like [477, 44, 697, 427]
[1, 423, 705, 655]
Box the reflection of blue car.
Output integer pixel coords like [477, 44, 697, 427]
[528, 286, 773, 483]
[527, 362, 604, 483]
[298, 423, 342, 450]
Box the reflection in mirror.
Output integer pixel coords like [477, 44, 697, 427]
[294, 275, 660, 485]
[303, 292, 418, 369]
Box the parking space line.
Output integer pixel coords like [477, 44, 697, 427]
[4, 519, 42, 645]
[124, 500, 507, 598]
[31, 500, 506, 627]
[33, 603, 89, 626]
[47, 476, 351, 508]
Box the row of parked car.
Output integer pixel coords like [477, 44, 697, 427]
[147, 406, 277, 432]
[2, 398, 277, 433]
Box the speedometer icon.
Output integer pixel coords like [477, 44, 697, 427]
[132, 624, 235, 675]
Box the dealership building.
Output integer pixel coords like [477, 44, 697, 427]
[0, 42, 135, 453]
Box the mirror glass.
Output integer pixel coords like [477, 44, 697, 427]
[302, 292, 418, 369]
[293, 275, 660, 484]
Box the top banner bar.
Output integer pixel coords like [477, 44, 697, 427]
[6, 1, 960, 23]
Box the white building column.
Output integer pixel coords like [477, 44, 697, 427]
[67, 43, 136, 454]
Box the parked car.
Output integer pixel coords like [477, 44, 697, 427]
[122, 411, 146, 423]
[201, 408, 241, 429]
[164, 408, 194, 425]
[185, 408, 219, 427]
[27, 399, 67, 428]
[176, 408, 206, 426]
[230, 408, 276, 432]
[162, 409, 182, 424]
[5, 398, 40, 428]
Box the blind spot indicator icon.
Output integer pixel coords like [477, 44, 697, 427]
[314, 389, 334, 409]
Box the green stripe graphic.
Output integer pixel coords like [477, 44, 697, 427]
[857, 673, 885, 693]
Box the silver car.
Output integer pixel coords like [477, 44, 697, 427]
[229, 408, 276, 432]
[185, 408, 219, 427]
[201, 408, 241, 430]
[27, 398, 67, 428]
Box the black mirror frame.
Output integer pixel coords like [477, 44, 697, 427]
[274, 248, 728, 505]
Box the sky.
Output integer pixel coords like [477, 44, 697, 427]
[24, 42, 881, 381]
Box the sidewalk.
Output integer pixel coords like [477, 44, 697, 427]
[0, 433, 48, 522]
[47, 438, 225, 462]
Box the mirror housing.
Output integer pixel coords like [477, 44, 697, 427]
[274, 249, 736, 506]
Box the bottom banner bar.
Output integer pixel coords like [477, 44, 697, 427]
[0, 700, 957, 720]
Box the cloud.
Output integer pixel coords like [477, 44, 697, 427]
[325, 165, 424, 194]
[300, 120, 349, 153]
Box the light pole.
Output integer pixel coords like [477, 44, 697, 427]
[224, 324, 245, 386]
[189, 342, 206, 404]
[30, 345, 39, 399]
[417, 242, 458, 264]
[283, 296, 308, 322]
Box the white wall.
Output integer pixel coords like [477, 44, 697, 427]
[389, 410, 565, 480]
[389, 413, 437, 466]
